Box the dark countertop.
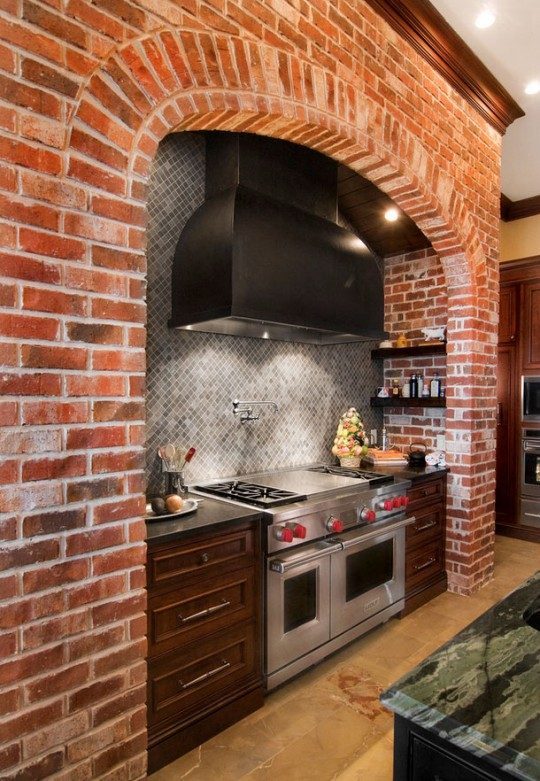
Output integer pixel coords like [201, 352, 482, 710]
[363, 463, 449, 483]
[381, 572, 540, 780]
[146, 493, 261, 545]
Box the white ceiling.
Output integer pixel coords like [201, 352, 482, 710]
[430, 0, 540, 201]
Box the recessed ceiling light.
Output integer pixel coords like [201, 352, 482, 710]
[384, 207, 399, 222]
[475, 9, 496, 28]
[524, 80, 540, 95]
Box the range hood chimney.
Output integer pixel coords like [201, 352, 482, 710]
[169, 132, 386, 344]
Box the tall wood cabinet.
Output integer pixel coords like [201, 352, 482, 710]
[496, 258, 540, 542]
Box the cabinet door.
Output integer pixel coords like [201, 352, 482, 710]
[498, 283, 517, 345]
[496, 345, 517, 523]
[521, 279, 540, 370]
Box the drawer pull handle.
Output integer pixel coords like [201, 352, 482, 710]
[177, 598, 231, 624]
[414, 556, 436, 572]
[415, 520, 437, 532]
[178, 659, 230, 690]
[200, 552, 209, 564]
[421, 489, 431, 497]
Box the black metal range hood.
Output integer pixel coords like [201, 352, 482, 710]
[169, 132, 386, 344]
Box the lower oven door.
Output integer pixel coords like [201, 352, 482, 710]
[330, 518, 411, 638]
[266, 541, 339, 677]
[522, 441, 540, 498]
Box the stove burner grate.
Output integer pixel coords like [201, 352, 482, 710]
[194, 481, 307, 507]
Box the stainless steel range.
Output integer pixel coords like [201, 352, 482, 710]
[193, 465, 414, 689]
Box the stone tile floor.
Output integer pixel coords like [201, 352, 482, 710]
[149, 536, 539, 780]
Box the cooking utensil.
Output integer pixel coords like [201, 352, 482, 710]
[408, 443, 427, 467]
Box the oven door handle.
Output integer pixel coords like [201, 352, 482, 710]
[338, 516, 416, 549]
[523, 445, 540, 453]
[269, 542, 342, 574]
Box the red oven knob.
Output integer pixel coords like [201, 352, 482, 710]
[326, 516, 344, 533]
[274, 526, 294, 543]
[400, 496, 409, 507]
[287, 522, 307, 539]
[379, 499, 393, 511]
[360, 508, 376, 523]
[392, 496, 401, 508]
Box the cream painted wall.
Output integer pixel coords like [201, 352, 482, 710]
[500, 214, 540, 261]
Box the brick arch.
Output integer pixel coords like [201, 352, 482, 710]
[65, 28, 496, 595]
[67, 30, 483, 294]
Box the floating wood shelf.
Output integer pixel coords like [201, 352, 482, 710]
[371, 344, 447, 359]
[370, 397, 446, 408]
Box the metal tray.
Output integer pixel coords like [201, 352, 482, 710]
[145, 498, 198, 521]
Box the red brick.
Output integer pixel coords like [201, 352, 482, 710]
[0, 538, 59, 571]
[23, 285, 87, 316]
[21, 344, 87, 370]
[22, 401, 89, 425]
[92, 496, 144, 525]
[66, 573, 126, 610]
[0, 312, 59, 341]
[0, 646, 64, 689]
[23, 507, 86, 536]
[66, 525, 125, 557]
[66, 425, 126, 450]
[66, 374, 126, 396]
[0, 135, 61, 174]
[0, 401, 18, 425]
[23, 558, 89, 594]
[92, 244, 145, 272]
[66, 475, 123, 503]
[92, 401, 144, 422]
[0, 251, 61, 284]
[0, 743, 20, 772]
[23, 610, 89, 649]
[26, 663, 90, 703]
[92, 450, 144, 474]
[19, 227, 85, 259]
[92, 543, 145, 576]
[68, 673, 125, 713]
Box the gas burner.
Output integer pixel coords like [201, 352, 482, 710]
[193, 480, 307, 508]
[308, 465, 393, 486]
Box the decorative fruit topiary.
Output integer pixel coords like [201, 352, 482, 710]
[331, 407, 368, 463]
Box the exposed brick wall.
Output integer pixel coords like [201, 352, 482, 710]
[383, 248, 447, 452]
[0, 0, 500, 776]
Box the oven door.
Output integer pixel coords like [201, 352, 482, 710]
[523, 377, 540, 421]
[522, 440, 540, 498]
[330, 517, 413, 638]
[266, 541, 340, 677]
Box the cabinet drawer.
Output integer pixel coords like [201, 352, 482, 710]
[148, 622, 257, 727]
[405, 539, 444, 591]
[406, 506, 445, 548]
[411, 734, 497, 781]
[148, 567, 256, 658]
[407, 478, 444, 511]
[148, 526, 255, 589]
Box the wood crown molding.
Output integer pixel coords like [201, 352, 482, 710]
[364, 0, 524, 134]
[500, 193, 540, 222]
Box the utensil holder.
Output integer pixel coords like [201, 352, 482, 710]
[339, 456, 361, 468]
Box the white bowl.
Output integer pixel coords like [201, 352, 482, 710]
[379, 340, 393, 348]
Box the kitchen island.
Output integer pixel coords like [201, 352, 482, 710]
[381, 572, 540, 780]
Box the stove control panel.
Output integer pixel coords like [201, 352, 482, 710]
[266, 480, 411, 552]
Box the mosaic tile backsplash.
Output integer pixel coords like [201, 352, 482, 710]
[146, 133, 383, 495]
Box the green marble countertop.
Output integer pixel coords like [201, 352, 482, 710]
[381, 572, 540, 780]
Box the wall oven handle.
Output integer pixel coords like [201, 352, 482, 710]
[339, 516, 416, 549]
[523, 445, 540, 453]
[178, 659, 230, 690]
[269, 542, 341, 574]
[177, 598, 230, 624]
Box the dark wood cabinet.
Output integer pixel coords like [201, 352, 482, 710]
[147, 519, 264, 773]
[496, 258, 540, 541]
[393, 715, 515, 781]
[521, 279, 540, 371]
[498, 283, 517, 344]
[402, 472, 447, 615]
